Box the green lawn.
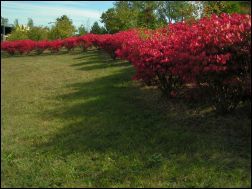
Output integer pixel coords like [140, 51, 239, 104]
[1, 49, 251, 188]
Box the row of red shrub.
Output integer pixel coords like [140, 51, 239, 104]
[1, 30, 141, 57]
[1, 36, 93, 55]
[1, 13, 251, 113]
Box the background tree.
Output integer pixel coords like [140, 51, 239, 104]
[27, 26, 49, 41]
[8, 18, 29, 41]
[172, 1, 199, 22]
[131, 1, 159, 29]
[90, 21, 107, 34]
[48, 15, 76, 40]
[101, 8, 121, 34]
[101, 1, 199, 32]
[157, 1, 199, 24]
[1, 17, 9, 25]
[238, 1, 251, 14]
[7, 29, 28, 41]
[77, 24, 88, 36]
[113, 1, 139, 29]
[101, 1, 251, 33]
[27, 18, 34, 28]
[14, 19, 19, 28]
[156, 1, 173, 25]
[201, 1, 251, 17]
[101, 2, 139, 33]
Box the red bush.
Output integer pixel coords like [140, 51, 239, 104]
[76, 35, 93, 51]
[63, 37, 79, 52]
[1, 41, 16, 55]
[47, 40, 64, 53]
[35, 40, 49, 54]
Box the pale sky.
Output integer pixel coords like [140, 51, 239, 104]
[1, 1, 114, 28]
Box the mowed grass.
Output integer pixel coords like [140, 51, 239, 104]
[1, 49, 251, 188]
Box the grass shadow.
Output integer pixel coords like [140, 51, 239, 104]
[76, 61, 130, 71]
[37, 66, 251, 160]
[70, 49, 131, 71]
[1, 48, 87, 59]
[1, 50, 69, 58]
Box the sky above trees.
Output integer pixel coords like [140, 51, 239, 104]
[1, 1, 114, 27]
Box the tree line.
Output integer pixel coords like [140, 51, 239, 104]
[2, 15, 106, 41]
[101, 1, 251, 33]
[2, 1, 251, 41]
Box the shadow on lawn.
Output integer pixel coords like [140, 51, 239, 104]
[1, 48, 88, 58]
[37, 54, 251, 163]
[1, 50, 68, 58]
[71, 49, 131, 71]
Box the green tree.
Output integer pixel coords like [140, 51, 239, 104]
[101, 1, 251, 32]
[1, 17, 8, 25]
[156, 1, 199, 24]
[100, 26, 107, 34]
[238, 1, 251, 14]
[8, 19, 30, 41]
[113, 1, 138, 29]
[14, 19, 19, 28]
[133, 1, 159, 29]
[201, 1, 251, 17]
[101, 8, 121, 33]
[90, 21, 106, 34]
[27, 26, 49, 41]
[156, 1, 173, 24]
[8, 29, 28, 41]
[101, 1, 201, 32]
[27, 18, 34, 28]
[48, 15, 76, 40]
[78, 24, 88, 36]
[101, 2, 139, 33]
